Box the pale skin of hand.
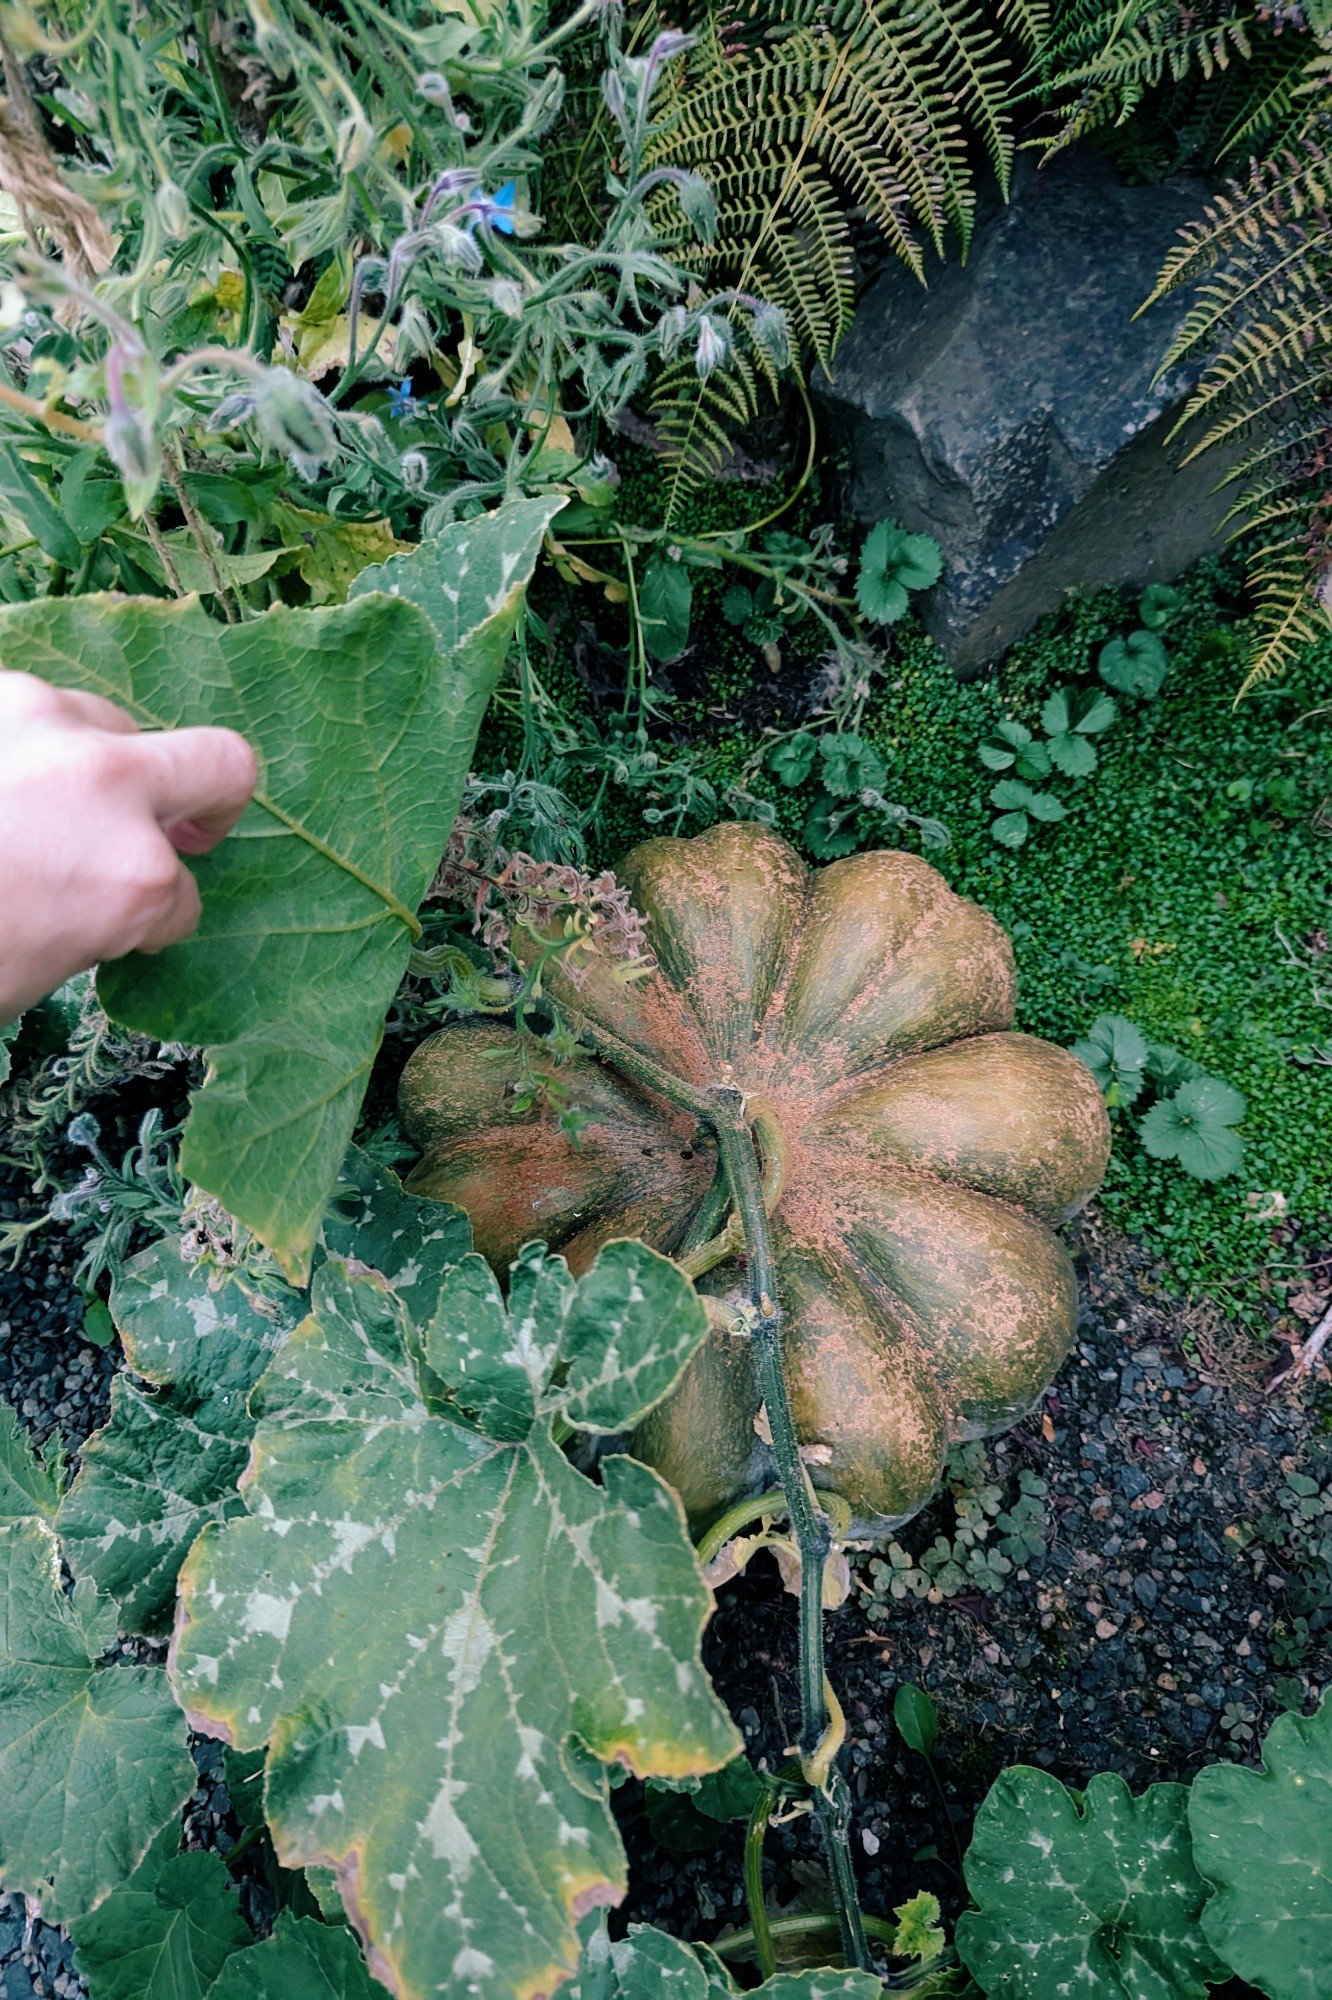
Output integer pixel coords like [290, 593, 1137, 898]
[0, 669, 257, 1022]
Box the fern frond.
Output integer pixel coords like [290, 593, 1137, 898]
[1142, 110, 1332, 687]
[650, 352, 764, 527]
[642, 0, 1022, 359]
[1237, 540, 1332, 695]
[1035, 0, 1322, 166]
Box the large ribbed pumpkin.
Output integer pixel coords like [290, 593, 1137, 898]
[400, 822, 1110, 1540]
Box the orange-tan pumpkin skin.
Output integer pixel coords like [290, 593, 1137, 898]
[399, 823, 1110, 1540]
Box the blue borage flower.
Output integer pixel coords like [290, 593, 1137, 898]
[388, 378, 424, 421]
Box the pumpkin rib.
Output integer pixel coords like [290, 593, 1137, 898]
[803, 1030, 1111, 1224]
[762, 849, 1017, 1079]
[828, 1167, 1079, 1442]
[617, 821, 809, 1070]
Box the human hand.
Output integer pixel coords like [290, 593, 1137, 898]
[0, 670, 257, 1021]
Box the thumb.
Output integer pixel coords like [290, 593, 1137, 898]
[133, 726, 259, 853]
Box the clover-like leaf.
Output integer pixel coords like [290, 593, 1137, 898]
[170, 1252, 736, 2000]
[69, 1832, 250, 2000]
[1139, 1075, 1246, 1180]
[722, 584, 755, 627]
[803, 792, 859, 859]
[0, 1519, 194, 1921]
[1071, 1015, 1149, 1110]
[979, 720, 1051, 782]
[1098, 629, 1168, 697]
[856, 521, 942, 624]
[768, 732, 818, 788]
[818, 732, 886, 799]
[956, 1767, 1225, 1999]
[1041, 688, 1117, 777]
[1190, 1691, 1332, 2000]
[57, 1240, 298, 1634]
[3, 499, 558, 1284]
[208, 1913, 391, 2000]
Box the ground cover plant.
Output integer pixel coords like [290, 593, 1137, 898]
[0, 1, 1331, 1998]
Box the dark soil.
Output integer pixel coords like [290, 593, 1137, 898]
[614, 1215, 1330, 1989]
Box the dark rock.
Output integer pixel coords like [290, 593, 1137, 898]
[814, 149, 1231, 671]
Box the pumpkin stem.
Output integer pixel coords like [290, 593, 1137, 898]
[707, 1085, 874, 1976]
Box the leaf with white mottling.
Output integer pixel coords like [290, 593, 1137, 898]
[0, 1401, 59, 1524]
[69, 1834, 250, 2000]
[0, 1519, 194, 1921]
[568, 1923, 883, 2000]
[957, 1766, 1224, 1999]
[57, 1240, 297, 1634]
[425, 1238, 710, 1441]
[2, 497, 560, 1282]
[319, 1147, 471, 1322]
[208, 1913, 390, 2000]
[1190, 1691, 1332, 2000]
[170, 1252, 737, 2000]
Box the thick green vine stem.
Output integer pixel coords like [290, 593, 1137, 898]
[744, 1784, 779, 1980]
[708, 1084, 873, 1976]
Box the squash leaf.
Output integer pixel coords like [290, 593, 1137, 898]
[0, 498, 557, 1282]
[956, 1767, 1224, 2000]
[0, 1401, 59, 1524]
[58, 1150, 471, 1633]
[0, 1519, 195, 1921]
[208, 1913, 390, 2000]
[1190, 1690, 1332, 2000]
[170, 1247, 736, 2000]
[69, 1833, 250, 2000]
[571, 1920, 883, 1999]
[56, 1240, 298, 1634]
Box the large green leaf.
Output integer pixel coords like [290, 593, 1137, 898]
[208, 1914, 390, 2000]
[57, 1239, 298, 1634]
[1190, 1692, 1332, 1999]
[69, 1832, 250, 2000]
[425, 1238, 714, 1440]
[0, 1401, 59, 1524]
[319, 1146, 471, 1323]
[1, 497, 560, 1282]
[0, 1518, 194, 1921]
[58, 1153, 470, 1634]
[570, 1924, 883, 2000]
[170, 1247, 734, 2000]
[956, 1767, 1225, 2000]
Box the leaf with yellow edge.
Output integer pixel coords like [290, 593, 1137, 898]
[170, 1244, 736, 2000]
